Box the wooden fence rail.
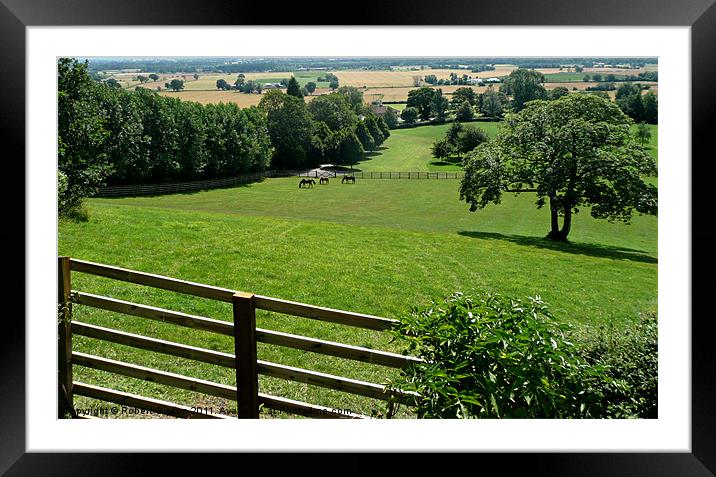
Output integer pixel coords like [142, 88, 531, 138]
[59, 256, 422, 420]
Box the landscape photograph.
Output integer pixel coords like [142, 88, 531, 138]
[57, 56, 659, 420]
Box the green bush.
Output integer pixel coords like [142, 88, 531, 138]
[57, 170, 89, 222]
[579, 312, 658, 418]
[388, 291, 617, 418]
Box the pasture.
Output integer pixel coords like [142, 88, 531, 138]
[60, 119, 658, 416]
[357, 122, 502, 172]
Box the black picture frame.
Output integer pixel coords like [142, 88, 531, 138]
[2, 0, 714, 474]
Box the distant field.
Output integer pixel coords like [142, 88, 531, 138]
[356, 122, 503, 172]
[384, 103, 407, 111]
[543, 72, 591, 82]
[361, 81, 621, 104]
[158, 89, 331, 106]
[293, 71, 331, 88]
[182, 72, 294, 90]
[549, 82, 658, 100]
[363, 85, 491, 103]
[158, 90, 265, 107]
[336, 66, 516, 88]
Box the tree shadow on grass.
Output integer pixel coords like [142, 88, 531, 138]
[457, 230, 657, 264]
[97, 180, 258, 199]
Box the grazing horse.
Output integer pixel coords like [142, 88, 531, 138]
[319, 177, 330, 185]
[341, 175, 356, 184]
[299, 178, 316, 188]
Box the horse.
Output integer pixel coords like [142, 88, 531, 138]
[319, 177, 330, 185]
[299, 178, 316, 188]
[341, 175, 356, 184]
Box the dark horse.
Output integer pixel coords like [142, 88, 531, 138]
[299, 178, 316, 188]
[341, 175, 356, 184]
[319, 177, 330, 185]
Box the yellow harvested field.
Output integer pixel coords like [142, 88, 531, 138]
[158, 90, 265, 107]
[335, 66, 516, 88]
[157, 89, 327, 107]
[361, 85, 492, 103]
[544, 82, 596, 91]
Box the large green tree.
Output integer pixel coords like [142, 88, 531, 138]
[259, 89, 313, 168]
[58, 58, 112, 215]
[286, 77, 303, 98]
[500, 68, 547, 112]
[168, 79, 185, 91]
[460, 94, 657, 241]
[306, 93, 358, 131]
[479, 86, 506, 118]
[337, 86, 365, 113]
[451, 87, 477, 107]
[400, 107, 418, 125]
[407, 86, 438, 121]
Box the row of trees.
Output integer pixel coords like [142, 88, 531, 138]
[260, 86, 390, 169]
[615, 83, 658, 124]
[59, 59, 391, 217]
[583, 71, 658, 83]
[59, 58, 273, 216]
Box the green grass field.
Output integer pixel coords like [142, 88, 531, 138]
[357, 122, 503, 172]
[543, 72, 590, 82]
[357, 122, 656, 172]
[60, 178, 657, 417]
[293, 71, 331, 88]
[385, 103, 407, 111]
[59, 120, 658, 418]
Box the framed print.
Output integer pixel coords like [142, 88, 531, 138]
[3, 0, 715, 474]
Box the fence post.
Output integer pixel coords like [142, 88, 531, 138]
[58, 256, 74, 418]
[233, 292, 259, 419]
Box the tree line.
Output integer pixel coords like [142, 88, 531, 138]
[58, 58, 389, 218]
[398, 68, 657, 126]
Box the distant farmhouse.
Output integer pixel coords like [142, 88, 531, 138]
[263, 83, 284, 90]
[368, 103, 398, 117]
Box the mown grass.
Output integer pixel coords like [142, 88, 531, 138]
[358, 122, 502, 172]
[357, 122, 656, 173]
[61, 172, 657, 418]
[61, 120, 657, 419]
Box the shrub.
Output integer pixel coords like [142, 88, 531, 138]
[579, 312, 658, 418]
[387, 291, 616, 418]
[58, 170, 89, 221]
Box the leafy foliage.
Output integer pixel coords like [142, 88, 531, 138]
[58, 57, 274, 209]
[407, 87, 439, 121]
[400, 107, 418, 125]
[388, 291, 615, 418]
[579, 312, 658, 418]
[500, 68, 547, 112]
[460, 94, 658, 240]
[259, 90, 314, 168]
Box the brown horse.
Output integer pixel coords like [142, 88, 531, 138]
[299, 178, 316, 188]
[341, 175, 356, 184]
[319, 177, 330, 185]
